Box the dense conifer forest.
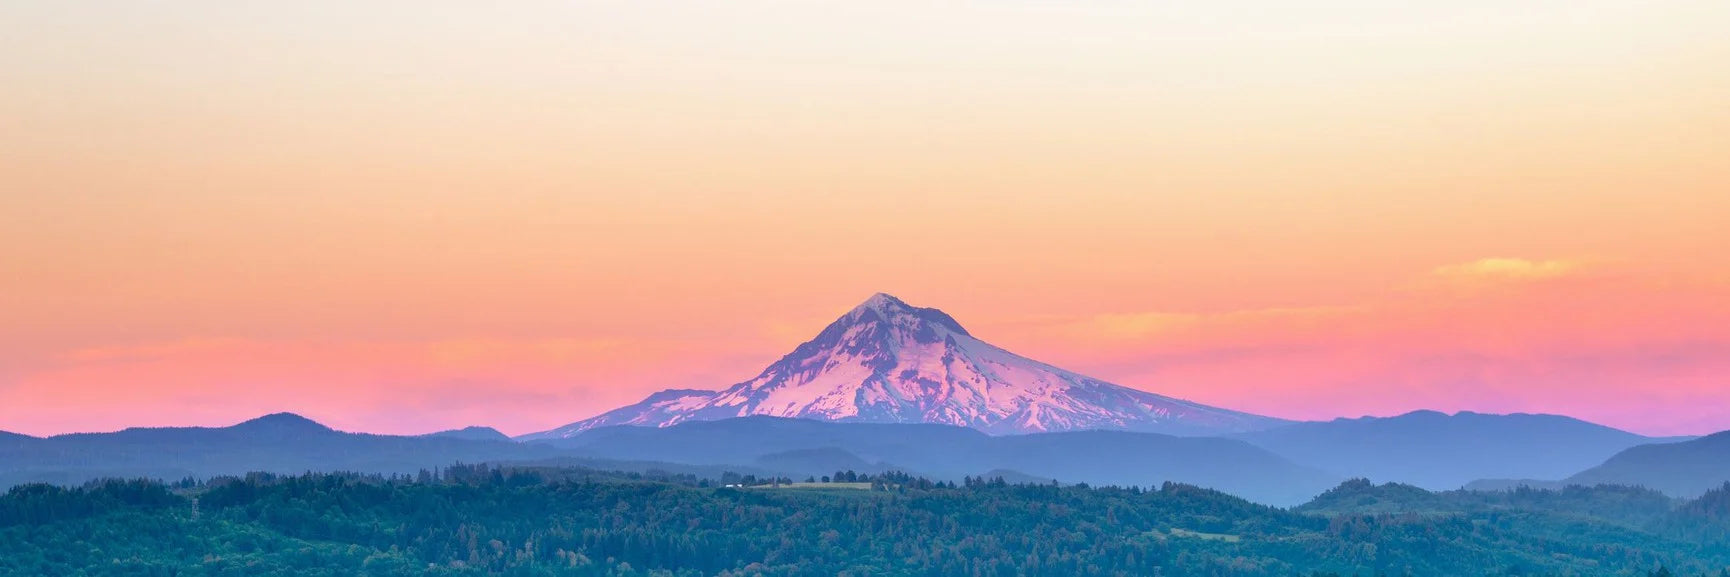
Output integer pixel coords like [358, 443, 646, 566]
[3, 465, 1728, 576]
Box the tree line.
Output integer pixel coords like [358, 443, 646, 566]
[2, 465, 1728, 576]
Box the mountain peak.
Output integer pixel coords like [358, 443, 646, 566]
[841, 292, 971, 337]
[233, 412, 333, 432]
[853, 292, 910, 313]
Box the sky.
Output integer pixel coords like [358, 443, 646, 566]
[2, 1, 1727, 437]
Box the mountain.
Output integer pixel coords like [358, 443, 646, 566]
[523, 293, 1286, 438]
[543, 416, 1337, 505]
[1233, 410, 1672, 490]
[422, 426, 512, 442]
[1563, 430, 1730, 498]
[0, 413, 561, 489]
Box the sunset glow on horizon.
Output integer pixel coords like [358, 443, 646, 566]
[3, 1, 1728, 437]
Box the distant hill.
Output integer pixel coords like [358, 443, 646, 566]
[1564, 430, 1730, 498]
[1296, 479, 1450, 515]
[987, 430, 1338, 504]
[753, 447, 886, 476]
[1461, 478, 1566, 492]
[1675, 482, 1730, 523]
[1297, 478, 1679, 528]
[0, 413, 561, 489]
[1660, 482, 1730, 542]
[542, 416, 1337, 505]
[0, 430, 36, 444]
[1234, 410, 1674, 490]
[421, 426, 512, 442]
[543, 416, 992, 466]
[500, 456, 786, 482]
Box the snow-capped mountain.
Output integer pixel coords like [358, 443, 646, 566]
[521, 293, 1287, 439]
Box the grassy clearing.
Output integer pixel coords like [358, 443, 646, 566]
[749, 482, 874, 490]
[1160, 528, 1242, 542]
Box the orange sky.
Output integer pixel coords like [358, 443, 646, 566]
[2, 1, 1727, 436]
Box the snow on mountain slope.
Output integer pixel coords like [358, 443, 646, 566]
[520, 293, 1286, 440]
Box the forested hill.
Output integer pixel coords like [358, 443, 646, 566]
[5, 466, 1730, 576]
[1297, 478, 1730, 567]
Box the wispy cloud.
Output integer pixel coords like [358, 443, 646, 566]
[976, 258, 1730, 435]
[1430, 257, 1585, 281]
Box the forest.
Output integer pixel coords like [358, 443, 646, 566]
[3, 464, 1729, 577]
